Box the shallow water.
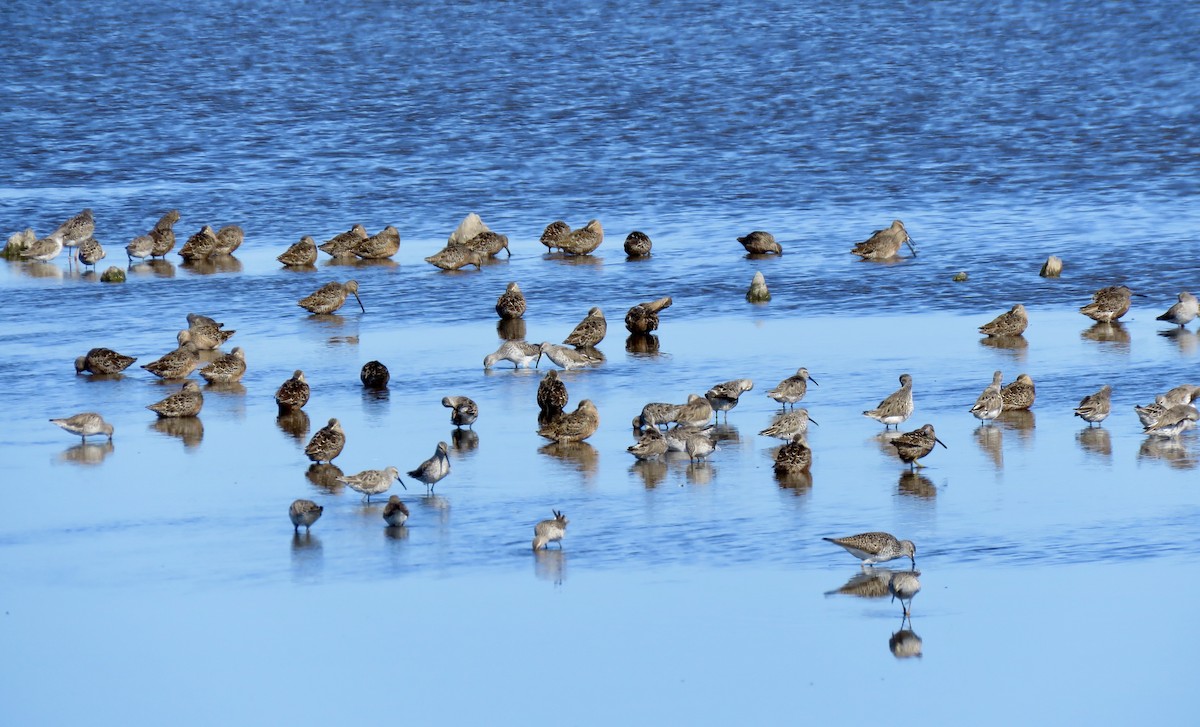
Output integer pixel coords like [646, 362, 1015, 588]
[2, 0, 1198, 722]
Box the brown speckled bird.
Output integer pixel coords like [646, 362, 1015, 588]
[738, 231, 782, 255]
[624, 296, 672, 334]
[564, 307, 607, 348]
[537, 400, 599, 443]
[495, 281, 527, 320]
[305, 418, 346, 463]
[75, 347, 137, 375]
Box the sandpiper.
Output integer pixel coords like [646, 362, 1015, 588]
[969, 371, 1004, 423]
[77, 237, 105, 269]
[147, 381, 204, 418]
[564, 307, 607, 348]
[485, 340, 543, 369]
[539, 220, 571, 252]
[538, 342, 600, 370]
[186, 313, 236, 350]
[337, 466, 405, 502]
[773, 433, 812, 475]
[532, 510, 569, 551]
[353, 225, 400, 259]
[823, 531, 916, 567]
[1080, 286, 1133, 322]
[850, 220, 914, 259]
[382, 495, 410, 527]
[213, 225, 244, 255]
[275, 370, 310, 411]
[864, 374, 914, 429]
[559, 220, 603, 255]
[149, 210, 181, 258]
[495, 282, 527, 320]
[1000, 373, 1036, 410]
[888, 570, 922, 616]
[675, 394, 714, 429]
[1161, 383, 1200, 407]
[360, 361, 390, 387]
[1074, 384, 1113, 426]
[75, 347, 137, 375]
[623, 231, 652, 257]
[141, 334, 200, 379]
[442, 396, 479, 428]
[624, 296, 672, 335]
[319, 224, 369, 257]
[305, 418, 346, 463]
[50, 209, 95, 260]
[766, 368, 818, 409]
[705, 379, 754, 420]
[179, 225, 218, 261]
[288, 499, 323, 533]
[125, 234, 155, 261]
[1143, 404, 1199, 437]
[891, 424, 947, 469]
[277, 236, 318, 267]
[627, 428, 668, 460]
[20, 235, 62, 262]
[635, 402, 682, 430]
[538, 400, 599, 443]
[1156, 292, 1198, 328]
[298, 280, 364, 314]
[737, 231, 782, 255]
[537, 370, 569, 422]
[49, 412, 114, 442]
[462, 230, 510, 258]
[425, 244, 484, 271]
[1135, 395, 1171, 428]
[978, 304, 1028, 337]
[403, 442, 451, 491]
[199, 347, 247, 384]
[759, 409, 818, 440]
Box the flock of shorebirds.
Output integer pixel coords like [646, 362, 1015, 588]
[28, 208, 1200, 578]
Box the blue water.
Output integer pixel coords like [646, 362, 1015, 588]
[2, 1, 1198, 723]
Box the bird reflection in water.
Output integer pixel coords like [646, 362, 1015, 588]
[181, 256, 243, 275]
[451, 427, 479, 454]
[996, 409, 1036, 444]
[276, 409, 311, 441]
[533, 548, 567, 585]
[418, 493, 451, 525]
[496, 318, 527, 341]
[1080, 321, 1130, 349]
[823, 566, 898, 599]
[538, 441, 599, 477]
[685, 461, 714, 485]
[384, 525, 410, 541]
[871, 429, 902, 456]
[58, 440, 114, 466]
[1076, 427, 1112, 459]
[974, 424, 1003, 469]
[897, 471, 936, 499]
[306, 463, 345, 493]
[1138, 436, 1197, 470]
[889, 621, 923, 659]
[128, 259, 175, 278]
[978, 334, 1027, 361]
[625, 333, 660, 356]
[630, 459, 668, 489]
[710, 423, 740, 446]
[1158, 327, 1199, 355]
[291, 532, 324, 581]
[150, 416, 203, 448]
[775, 468, 813, 494]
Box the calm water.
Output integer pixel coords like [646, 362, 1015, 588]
[2, 1, 1198, 723]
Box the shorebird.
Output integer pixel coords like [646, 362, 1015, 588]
[148, 210, 181, 258]
[50, 209, 95, 261]
[664, 425, 714, 454]
[737, 231, 781, 255]
[627, 428, 668, 460]
[823, 532, 916, 567]
[352, 225, 400, 259]
[298, 280, 364, 314]
[179, 225, 218, 261]
[1143, 405, 1199, 438]
[213, 225, 244, 255]
[1135, 395, 1171, 428]
[624, 296, 672, 335]
[318, 224, 369, 257]
[141, 334, 200, 379]
[495, 282, 527, 320]
[623, 231, 652, 257]
[705, 379, 754, 420]
[675, 394, 714, 429]
[77, 237, 105, 269]
[539, 220, 571, 252]
[538, 342, 600, 370]
[888, 570, 922, 617]
[462, 230, 510, 258]
[126, 234, 155, 261]
[186, 313, 236, 350]
[425, 244, 484, 271]
[564, 307, 607, 348]
[305, 418, 346, 463]
[635, 402, 682, 430]
[1157, 292, 1198, 328]
[147, 381, 204, 418]
[403, 442, 451, 491]
[75, 348, 137, 375]
[289, 499, 323, 533]
[532, 511, 569, 551]
[20, 235, 62, 262]
[1080, 286, 1133, 322]
[277, 236, 318, 266]
[864, 374, 914, 429]
[275, 370, 310, 411]
[360, 361, 390, 387]
[538, 400, 600, 443]
[382, 495, 410, 527]
[199, 347, 246, 384]
[774, 433, 812, 476]
[766, 368, 818, 409]
[442, 396, 479, 428]
[49, 412, 114, 442]
[559, 220, 603, 255]
[1000, 373, 1036, 410]
[1074, 384, 1113, 426]
[979, 304, 1029, 337]
[891, 424, 947, 469]
[969, 371, 1005, 423]
[484, 340, 543, 369]
[1161, 383, 1200, 407]
[685, 431, 716, 462]
[537, 370, 569, 422]
[759, 409, 818, 440]
[850, 220, 915, 259]
[337, 466, 405, 502]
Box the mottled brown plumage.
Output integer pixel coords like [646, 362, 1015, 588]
[564, 307, 607, 348]
[442, 396, 479, 428]
[539, 220, 571, 252]
[147, 381, 204, 418]
[979, 304, 1028, 337]
[179, 225, 218, 261]
[277, 236, 318, 266]
[360, 360, 390, 387]
[495, 281, 526, 320]
[737, 230, 781, 255]
[425, 244, 484, 271]
[774, 434, 812, 475]
[353, 225, 400, 259]
[199, 347, 247, 384]
[141, 335, 200, 379]
[537, 370, 569, 421]
[275, 370, 310, 411]
[891, 423, 946, 469]
[305, 418, 346, 463]
[623, 230, 652, 257]
[462, 230, 510, 258]
[149, 210, 181, 257]
[1000, 373, 1036, 411]
[851, 220, 914, 259]
[298, 280, 364, 314]
[559, 219, 603, 255]
[75, 347, 136, 375]
[537, 400, 599, 443]
[1080, 286, 1133, 323]
[212, 225, 244, 255]
[624, 296, 672, 334]
[319, 224, 369, 257]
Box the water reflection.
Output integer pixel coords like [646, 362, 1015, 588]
[630, 459, 668, 488]
[711, 423, 741, 446]
[538, 441, 599, 478]
[776, 469, 813, 494]
[543, 252, 603, 267]
[418, 494, 451, 525]
[58, 440, 114, 466]
[889, 623, 923, 659]
[978, 334, 1028, 361]
[276, 409, 311, 440]
[871, 430, 901, 456]
[290, 532, 323, 582]
[19, 261, 64, 280]
[384, 525, 410, 541]
[205, 381, 247, 397]
[150, 416, 204, 448]
[181, 256, 243, 275]
[306, 463, 345, 493]
[974, 424, 1003, 469]
[128, 259, 175, 278]
[1137, 436, 1197, 469]
[897, 471, 936, 499]
[823, 566, 896, 599]
[996, 409, 1036, 442]
[1075, 427, 1112, 459]
[685, 461, 714, 485]
[496, 318, 527, 341]
[322, 257, 397, 270]
[451, 428, 479, 454]
[625, 333, 661, 356]
[1080, 321, 1130, 349]
[1158, 327, 1199, 355]
[533, 548, 567, 585]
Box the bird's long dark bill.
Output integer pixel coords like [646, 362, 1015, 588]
[353, 292, 365, 312]
[905, 240, 917, 256]
[809, 417, 820, 426]
[935, 437, 947, 448]
[396, 476, 407, 490]
[809, 376, 819, 386]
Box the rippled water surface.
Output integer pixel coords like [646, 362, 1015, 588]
[2, 1, 1198, 723]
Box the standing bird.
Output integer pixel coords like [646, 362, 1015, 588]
[537, 370, 569, 422]
[675, 394, 715, 429]
[319, 223, 369, 257]
[141, 334, 200, 379]
[773, 433, 812, 476]
[199, 347, 247, 384]
[532, 511, 569, 551]
[277, 236, 318, 267]
[1000, 373, 1036, 411]
[425, 244, 484, 271]
[759, 409, 818, 440]
[969, 371, 1005, 423]
[77, 237, 106, 269]
[627, 428, 669, 460]
[337, 466, 405, 502]
[624, 296, 672, 335]
[305, 418, 346, 463]
[538, 342, 601, 370]
[559, 219, 603, 255]
[495, 281, 527, 320]
[564, 307, 607, 348]
[288, 499, 323, 533]
[20, 235, 63, 262]
[850, 220, 915, 259]
[864, 374, 915, 429]
[49, 412, 114, 442]
[353, 225, 401, 259]
[147, 381, 204, 418]
[212, 225, 244, 255]
[404, 442, 451, 492]
[360, 361, 390, 388]
[891, 424, 947, 469]
[462, 230, 510, 258]
[275, 370, 310, 411]
[623, 230, 652, 257]
[635, 402, 683, 430]
[178, 225, 219, 261]
[382, 496, 410, 527]
[737, 231, 782, 255]
[767, 368, 818, 409]
[705, 379, 754, 420]
[888, 570, 922, 617]
[75, 347, 137, 375]
[298, 280, 364, 314]
[537, 400, 600, 443]
[1156, 292, 1199, 328]
[186, 313, 235, 350]
[1143, 405, 1200, 437]
[148, 210, 181, 258]
[1080, 286, 1133, 322]
[979, 304, 1029, 337]
[125, 234, 155, 261]
[823, 532, 916, 567]
[1134, 395, 1171, 428]
[539, 220, 571, 252]
[50, 208, 96, 260]
[484, 340, 543, 369]
[442, 396, 479, 428]
[1074, 384, 1113, 426]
